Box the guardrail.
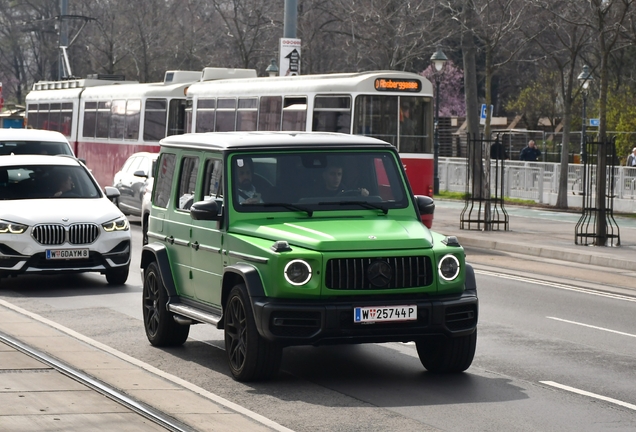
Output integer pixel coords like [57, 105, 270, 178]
[438, 158, 636, 213]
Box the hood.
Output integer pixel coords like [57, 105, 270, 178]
[233, 217, 433, 251]
[0, 198, 124, 225]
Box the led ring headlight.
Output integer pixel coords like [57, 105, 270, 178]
[438, 254, 460, 281]
[284, 259, 312, 286]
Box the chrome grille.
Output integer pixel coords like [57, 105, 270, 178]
[69, 223, 100, 244]
[32, 223, 100, 245]
[32, 224, 65, 245]
[325, 256, 433, 290]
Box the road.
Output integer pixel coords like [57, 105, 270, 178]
[1, 218, 635, 431]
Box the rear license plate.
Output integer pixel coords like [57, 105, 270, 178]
[46, 249, 89, 260]
[354, 305, 417, 323]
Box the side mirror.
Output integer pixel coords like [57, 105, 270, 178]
[133, 169, 148, 178]
[190, 200, 222, 221]
[104, 186, 121, 200]
[415, 195, 435, 229]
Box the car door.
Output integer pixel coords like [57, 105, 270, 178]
[118, 156, 142, 211]
[191, 157, 225, 306]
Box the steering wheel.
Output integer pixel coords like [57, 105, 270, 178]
[336, 189, 362, 197]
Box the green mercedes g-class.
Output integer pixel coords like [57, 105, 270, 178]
[141, 132, 477, 381]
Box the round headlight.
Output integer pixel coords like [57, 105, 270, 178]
[284, 259, 312, 286]
[438, 254, 460, 281]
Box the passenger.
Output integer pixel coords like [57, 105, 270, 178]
[314, 163, 369, 197]
[235, 157, 262, 204]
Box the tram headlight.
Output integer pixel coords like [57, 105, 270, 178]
[438, 254, 460, 281]
[284, 259, 312, 286]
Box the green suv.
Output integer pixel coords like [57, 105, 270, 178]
[141, 132, 478, 381]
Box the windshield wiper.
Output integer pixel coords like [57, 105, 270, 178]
[262, 202, 313, 217]
[320, 201, 388, 214]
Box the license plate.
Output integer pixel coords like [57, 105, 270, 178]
[354, 305, 417, 323]
[46, 249, 89, 260]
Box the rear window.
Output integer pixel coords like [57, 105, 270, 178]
[0, 140, 73, 156]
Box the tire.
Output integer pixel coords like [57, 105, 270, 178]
[105, 265, 129, 285]
[142, 262, 189, 346]
[416, 330, 477, 373]
[224, 283, 282, 381]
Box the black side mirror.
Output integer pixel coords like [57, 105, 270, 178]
[415, 195, 435, 216]
[133, 169, 148, 178]
[190, 200, 222, 221]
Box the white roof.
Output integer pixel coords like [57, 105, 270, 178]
[0, 154, 80, 167]
[0, 128, 69, 143]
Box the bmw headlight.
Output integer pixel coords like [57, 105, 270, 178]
[284, 259, 312, 286]
[0, 219, 28, 234]
[438, 254, 460, 281]
[102, 216, 130, 232]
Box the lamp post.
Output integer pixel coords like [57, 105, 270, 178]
[265, 59, 279, 77]
[430, 47, 447, 195]
[577, 65, 593, 164]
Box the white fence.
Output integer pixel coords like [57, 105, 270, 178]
[438, 158, 636, 213]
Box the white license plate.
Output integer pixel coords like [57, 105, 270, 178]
[354, 305, 417, 323]
[46, 249, 89, 260]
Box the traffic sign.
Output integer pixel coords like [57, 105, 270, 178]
[589, 118, 600, 127]
[479, 104, 493, 125]
[279, 38, 301, 76]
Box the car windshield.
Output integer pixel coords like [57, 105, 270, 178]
[0, 140, 73, 156]
[230, 151, 408, 213]
[0, 164, 101, 200]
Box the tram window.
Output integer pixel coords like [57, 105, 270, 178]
[195, 98, 215, 133]
[258, 96, 282, 131]
[47, 103, 61, 133]
[96, 101, 111, 138]
[61, 103, 73, 137]
[144, 99, 167, 141]
[82, 102, 97, 138]
[398, 96, 430, 153]
[353, 95, 398, 146]
[215, 98, 236, 132]
[110, 100, 126, 140]
[237, 97, 258, 131]
[27, 104, 38, 130]
[168, 99, 186, 136]
[36, 103, 49, 130]
[312, 96, 351, 133]
[126, 99, 141, 140]
[282, 97, 307, 131]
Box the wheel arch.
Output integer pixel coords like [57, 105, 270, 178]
[220, 264, 265, 329]
[464, 263, 477, 294]
[141, 243, 178, 298]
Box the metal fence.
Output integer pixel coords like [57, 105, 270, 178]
[438, 157, 636, 212]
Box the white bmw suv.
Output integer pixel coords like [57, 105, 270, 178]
[0, 155, 131, 284]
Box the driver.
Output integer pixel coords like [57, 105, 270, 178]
[52, 172, 74, 197]
[314, 163, 369, 197]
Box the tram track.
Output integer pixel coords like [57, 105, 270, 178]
[0, 331, 196, 432]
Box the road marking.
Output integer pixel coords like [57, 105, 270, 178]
[0, 299, 295, 432]
[475, 269, 636, 303]
[540, 381, 636, 411]
[547, 316, 636, 338]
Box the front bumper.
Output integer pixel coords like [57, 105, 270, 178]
[251, 292, 478, 346]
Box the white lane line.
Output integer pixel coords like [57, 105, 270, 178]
[540, 381, 636, 411]
[475, 269, 636, 303]
[547, 316, 636, 338]
[0, 299, 295, 432]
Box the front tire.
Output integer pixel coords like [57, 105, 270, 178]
[416, 330, 477, 373]
[142, 262, 189, 346]
[224, 283, 282, 381]
[105, 265, 129, 285]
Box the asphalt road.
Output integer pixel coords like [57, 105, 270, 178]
[1, 219, 635, 431]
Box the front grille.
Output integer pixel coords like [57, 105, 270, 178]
[326, 256, 433, 290]
[32, 223, 100, 245]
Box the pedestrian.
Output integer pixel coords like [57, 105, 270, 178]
[519, 140, 541, 161]
[490, 138, 509, 160]
[627, 147, 636, 167]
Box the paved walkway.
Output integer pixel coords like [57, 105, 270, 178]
[1, 201, 634, 431]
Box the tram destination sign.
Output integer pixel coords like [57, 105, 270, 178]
[374, 78, 421, 92]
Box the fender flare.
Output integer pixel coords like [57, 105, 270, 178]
[141, 243, 178, 298]
[464, 263, 477, 294]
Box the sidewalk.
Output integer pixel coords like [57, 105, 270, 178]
[432, 200, 636, 272]
[1, 201, 634, 432]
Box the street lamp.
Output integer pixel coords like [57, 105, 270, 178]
[265, 59, 279, 77]
[577, 65, 593, 164]
[430, 47, 447, 195]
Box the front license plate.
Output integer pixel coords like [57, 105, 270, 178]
[354, 305, 417, 323]
[46, 249, 89, 260]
